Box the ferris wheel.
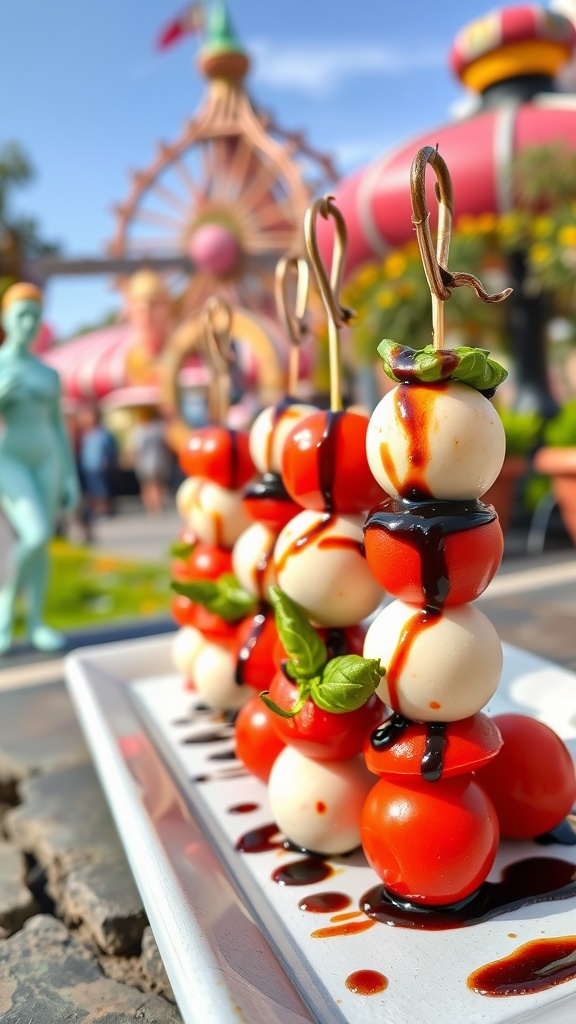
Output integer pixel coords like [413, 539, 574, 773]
[108, 20, 337, 318]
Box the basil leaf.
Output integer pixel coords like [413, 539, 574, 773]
[171, 579, 218, 603]
[377, 339, 507, 393]
[170, 540, 196, 558]
[171, 573, 256, 622]
[268, 586, 327, 681]
[310, 655, 383, 713]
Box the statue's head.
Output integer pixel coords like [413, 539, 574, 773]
[2, 283, 43, 350]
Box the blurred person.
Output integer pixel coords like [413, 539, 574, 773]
[131, 407, 172, 513]
[0, 283, 79, 651]
[77, 404, 118, 524]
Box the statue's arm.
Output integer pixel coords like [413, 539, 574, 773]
[0, 361, 24, 405]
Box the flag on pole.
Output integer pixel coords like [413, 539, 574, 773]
[156, 3, 204, 50]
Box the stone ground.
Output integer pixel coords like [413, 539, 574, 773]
[0, 675, 180, 1022]
[1, 500, 576, 1020]
[0, 502, 184, 1021]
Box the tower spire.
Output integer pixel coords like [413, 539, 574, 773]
[198, 3, 250, 80]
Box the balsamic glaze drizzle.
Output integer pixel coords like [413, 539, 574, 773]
[369, 714, 448, 782]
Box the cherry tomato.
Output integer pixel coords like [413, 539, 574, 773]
[235, 609, 279, 690]
[172, 542, 233, 584]
[364, 497, 503, 606]
[192, 604, 239, 646]
[179, 427, 255, 489]
[170, 593, 197, 627]
[364, 712, 503, 780]
[186, 543, 233, 580]
[361, 774, 499, 906]
[281, 410, 385, 514]
[234, 695, 286, 782]
[474, 714, 576, 839]
[266, 669, 385, 760]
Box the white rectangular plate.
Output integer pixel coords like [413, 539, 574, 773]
[65, 637, 576, 1024]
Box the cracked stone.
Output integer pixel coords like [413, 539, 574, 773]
[0, 914, 182, 1023]
[63, 858, 146, 955]
[4, 763, 146, 954]
[140, 928, 176, 1003]
[0, 682, 89, 798]
[0, 841, 38, 935]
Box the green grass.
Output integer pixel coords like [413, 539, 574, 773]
[13, 539, 171, 635]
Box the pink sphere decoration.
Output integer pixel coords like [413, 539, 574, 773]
[188, 223, 240, 276]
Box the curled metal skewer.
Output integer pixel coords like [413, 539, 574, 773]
[410, 145, 511, 349]
[304, 195, 355, 411]
[202, 295, 233, 424]
[275, 255, 310, 396]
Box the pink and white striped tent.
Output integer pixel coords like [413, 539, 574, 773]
[43, 322, 210, 405]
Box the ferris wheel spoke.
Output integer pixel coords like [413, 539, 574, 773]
[204, 137, 244, 201]
[233, 159, 280, 220]
[131, 208, 186, 231]
[222, 136, 258, 201]
[201, 139, 223, 194]
[247, 199, 294, 230]
[148, 180, 190, 215]
[173, 155, 206, 203]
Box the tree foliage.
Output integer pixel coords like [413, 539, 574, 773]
[0, 141, 60, 295]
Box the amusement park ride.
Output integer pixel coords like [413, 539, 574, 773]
[30, 1, 576, 424]
[40, 4, 338, 430]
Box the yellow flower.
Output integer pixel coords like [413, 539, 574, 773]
[476, 212, 497, 233]
[404, 239, 420, 259]
[456, 214, 478, 235]
[497, 213, 520, 236]
[532, 216, 554, 237]
[354, 265, 379, 290]
[557, 225, 576, 248]
[375, 289, 396, 309]
[529, 243, 552, 265]
[383, 252, 408, 279]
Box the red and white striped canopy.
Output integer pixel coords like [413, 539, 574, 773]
[43, 322, 210, 403]
[317, 93, 576, 278]
[42, 315, 292, 405]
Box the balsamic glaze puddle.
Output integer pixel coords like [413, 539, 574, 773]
[207, 749, 236, 761]
[361, 855, 576, 930]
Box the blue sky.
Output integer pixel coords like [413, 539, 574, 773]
[0, 0, 561, 337]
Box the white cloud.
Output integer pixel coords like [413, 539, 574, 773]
[248, 39, 443, 97]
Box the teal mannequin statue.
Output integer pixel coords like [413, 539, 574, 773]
[0, 282, 79, 652]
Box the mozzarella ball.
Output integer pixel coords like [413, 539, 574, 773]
[171, 626, 205, 677]
[268, 746, 375, 855]
[186, 480, 251, 548]
[249, 402, 317, 474]
[232, 521, 278, 601]
[175, 476, 202, 518]
[363, 599, 502, 722]
[192, 641, 252, 711]
[366, 382, 506, 500]
[274, 510, 384, 627]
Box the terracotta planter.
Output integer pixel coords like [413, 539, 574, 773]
[483, 456, 527, 533]
[534, 447, 576, 545]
